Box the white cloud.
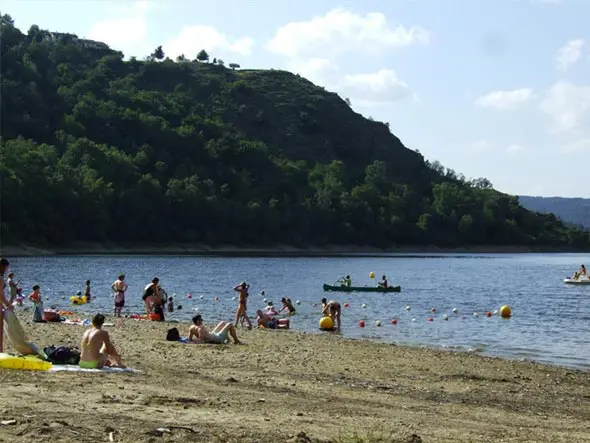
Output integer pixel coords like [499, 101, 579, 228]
[339, 69, 413, 104]
[88, 1, 156, 57]
[556, 39, 584, 71]
[266, 8, 429, 59]
[506, 144, 527, 156]
[465, 140, 493, 153]
[540, 81, 590, 133]
[164, 26, 254, 59]
[560, 139, 590, 154]
[474, 88, 535, 110]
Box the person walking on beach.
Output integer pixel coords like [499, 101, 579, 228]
[111, 274, 128, 317]
[321, 298, 342, 330]
[29, 284, 44, 322]
[233, 281, 252, 330]
[79, 313, 125, 369]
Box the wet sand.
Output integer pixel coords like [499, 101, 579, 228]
[0, 314, 589, 442]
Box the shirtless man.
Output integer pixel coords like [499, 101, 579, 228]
[321, 297, 342, 330]
[189, 314, 241, 344]
[142, 277, 160, 314]
[111, 274, 128, 317]
[79, 313, 124, 369]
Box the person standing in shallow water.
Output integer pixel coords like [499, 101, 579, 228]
[142, 277, 160, 315]
[111, 274, 128, 317]
[233, 282, 252, 330]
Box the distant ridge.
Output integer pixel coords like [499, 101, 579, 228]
[518, 196, 590, 229]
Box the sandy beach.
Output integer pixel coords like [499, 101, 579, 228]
[0, 313, 588, 443]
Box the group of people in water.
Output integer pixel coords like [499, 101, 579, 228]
[0, 257, 346, 370]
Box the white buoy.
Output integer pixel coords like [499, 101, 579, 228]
[452, 308, 458, 314]
[443, 314, 449, 321]
[263, 298, 268, 303]
[375, 320, 381, 327]
[361, 303, 367, 308]
[411, 318, 417, 322]
[232, 297, 236, 301]
[493, 310, 498, 315]
[199, 295, 204, 299]
[405, 305, 411, 311]
[473, 312, 479, 317]
[296, 300, 301, 305]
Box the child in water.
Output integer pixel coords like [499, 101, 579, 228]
[84, 280, 91, 301]
[279, 297, 296, 315]
[29, 284, 44, 322]
[167, 297, 174, 313]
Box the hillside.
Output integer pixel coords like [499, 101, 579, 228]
[519, 196, 590, 229]
[0, 15, 588, 250]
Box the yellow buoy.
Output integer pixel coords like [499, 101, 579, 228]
[319, 316, 334, 330]
[369, 272, 375, 278]
[500, 305, 512, 319]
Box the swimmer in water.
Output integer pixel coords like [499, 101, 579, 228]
[279, 297, 296, 315]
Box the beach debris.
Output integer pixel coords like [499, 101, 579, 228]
[257, 398, 266, 403]
[1, 420, 17, 426]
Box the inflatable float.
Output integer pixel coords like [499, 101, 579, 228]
[70, 295, 88, 305]
[0, 353, 51, 371]
[564, 277, 590, 285]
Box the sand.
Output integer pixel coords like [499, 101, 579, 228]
[0, 314, 589, 443]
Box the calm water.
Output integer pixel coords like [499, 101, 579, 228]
[6, 253, 590, 369]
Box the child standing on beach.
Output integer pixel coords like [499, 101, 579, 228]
[167, 297, 174, 313]
[29, 285, 44, 322]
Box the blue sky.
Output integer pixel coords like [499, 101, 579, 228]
[4, 0, 590, 197]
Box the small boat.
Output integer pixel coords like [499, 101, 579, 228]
[564, 277, 590, 285]
[322, 284, 401, 293]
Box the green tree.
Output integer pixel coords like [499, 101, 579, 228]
[196, 49, 209, 63]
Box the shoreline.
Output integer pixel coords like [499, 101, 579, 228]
[1, 242, 587, 257]
[1, 313, 589, 442]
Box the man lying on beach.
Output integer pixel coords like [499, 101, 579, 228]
[189, 314, 241, 344]
[80, 314, 125, 369]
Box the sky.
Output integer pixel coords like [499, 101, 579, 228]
[3, 0, 590, 197]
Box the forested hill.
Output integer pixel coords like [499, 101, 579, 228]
[519, 196, 590, 229]
[1, 16, 588, 250]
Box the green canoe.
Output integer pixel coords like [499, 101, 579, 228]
[322, 284, 401, 293]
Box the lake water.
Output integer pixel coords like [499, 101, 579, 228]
[5, 253, 590, 370]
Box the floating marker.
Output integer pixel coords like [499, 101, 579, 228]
[375, 320, 381, 327]
[406, 305, 411, 311]
[391, 319, 398, 325]
[359, 320, 366, 328]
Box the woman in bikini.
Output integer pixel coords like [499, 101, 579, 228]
[233, 281, 252, 329]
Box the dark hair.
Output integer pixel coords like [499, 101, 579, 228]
[32, 284, 40, 291]
[168, 297, 173, 302]
[92, 313, 105, 327]
[281, 297, 286, 302]
[118, 274, 125, 280]
[7, 272, 14, 278]
[85, 280, 90, 285]
[192, 314, 202, 325]
[152, 277, 159, 284]
[321, 297, 327, 304]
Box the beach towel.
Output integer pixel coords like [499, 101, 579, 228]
[49, 365, 139, 373]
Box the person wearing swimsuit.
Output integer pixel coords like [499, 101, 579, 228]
[142, 277, 160, 315]
[111, 274, 128, 317]
[189, 314, 241, 344]
[233, 282, 252, 329]
[79, 313, 124, 369]
[279, 297, 296, 315]
[321, 297, 342, 330]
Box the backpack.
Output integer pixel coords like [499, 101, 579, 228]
[43, 345, 81, 365]
[166, 327, 180, 341]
